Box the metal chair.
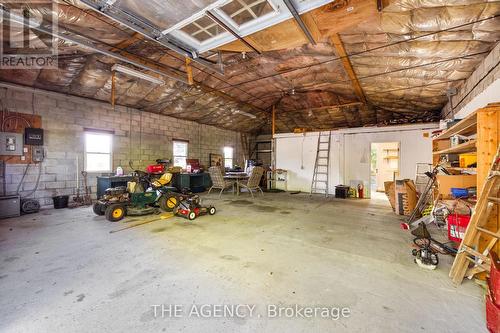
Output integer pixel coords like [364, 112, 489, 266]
[207, 166, 235, 198]
[240, 166, 264, 198]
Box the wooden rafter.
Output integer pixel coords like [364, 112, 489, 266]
[300, 12, 322, 44]
[330, 34, 367, 104]
[280, 102, 362, 113]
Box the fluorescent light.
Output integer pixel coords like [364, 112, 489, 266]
[111, 64, 165, 85]
[233, 109, 257, 119]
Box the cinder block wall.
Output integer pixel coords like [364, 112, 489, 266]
[441, 43, 500, 119]
[0, 86, 246, 207]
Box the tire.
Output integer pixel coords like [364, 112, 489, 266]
[93, 202, 105, 216]
[105, 204, 126, 222]
[208, 206, 216, 215]
[159, 193, 179, 212]
[188, 211, 196, 220]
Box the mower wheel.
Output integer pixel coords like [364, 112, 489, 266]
[93, 202, 105, 216]
[105, 203, 126, 222]
[208, 206, 216, 215]
[188, 211, 196, 220]
[159, 193, 179, 212]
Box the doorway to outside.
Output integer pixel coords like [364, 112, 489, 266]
[370, 142, 400, 200]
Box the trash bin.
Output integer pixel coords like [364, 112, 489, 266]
[52, 195, 69, 209]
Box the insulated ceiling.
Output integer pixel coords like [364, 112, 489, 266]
[0, 0, 499, 134]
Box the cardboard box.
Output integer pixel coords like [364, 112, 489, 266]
[436, 174, 477, 199]
[394, 179, 417, 216]
[384, 181, 395, 212]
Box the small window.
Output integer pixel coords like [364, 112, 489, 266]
[173, 140, 188, 169]
[180, 15, 226, 42]
[224, 146, 234, 169]
[85, 131, 112, 172]
[221, 0, 275, 26]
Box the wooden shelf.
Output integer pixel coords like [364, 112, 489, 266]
[384, 155, 399, 159]
[446, 167, 477, 173]
[433, 139, 477, 155]
[434, 110, 477, 140]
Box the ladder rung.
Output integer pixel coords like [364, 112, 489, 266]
[488, 197, 500, 204]
[476, 226, 500, 239]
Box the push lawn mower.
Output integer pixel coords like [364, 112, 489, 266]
[93, 170, 181, 222]
[174, 190, 216, 221]
[411, 222, 457, 270]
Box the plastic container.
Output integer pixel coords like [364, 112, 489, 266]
[52, 195, 69, 209]
[447, 213, 471, 242]
[486, 293, 500, 333]
[116, 166, 123, 176]
[451, 187, 468, 198]
[459, 153, 477, 168]
[146, 164, 164, 174]
[335, 185, 350, 199]
[490, 252, 500, 304]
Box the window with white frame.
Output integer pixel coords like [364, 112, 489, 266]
[85, 131, 112, 172]
[220, 0, 275, 26]
[180, 15, 226, 43]
[224, 146, 234, 168]
[173, 140, 188, 169]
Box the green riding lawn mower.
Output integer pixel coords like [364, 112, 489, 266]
[93, 170, 181, 222]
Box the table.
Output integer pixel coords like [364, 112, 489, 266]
[224, 173, 249, 196]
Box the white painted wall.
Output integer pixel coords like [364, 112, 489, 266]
[454, 79, 500, 119]
[275, 123, 438, 197]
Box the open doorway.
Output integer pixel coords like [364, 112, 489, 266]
[370, 142, 400, 199]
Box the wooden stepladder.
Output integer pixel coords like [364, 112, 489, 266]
[450, 146, 500, 284]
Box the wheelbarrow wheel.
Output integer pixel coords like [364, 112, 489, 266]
[159, 193, 179, 212]
[93, 202, 105, 216]
[105, 203, 126, 222]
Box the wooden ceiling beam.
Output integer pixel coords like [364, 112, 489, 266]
[300, 12, 322, 44]
[279, 102, 363, 113]
[110, 32, 143, 51]
[330, 33, 367, 104]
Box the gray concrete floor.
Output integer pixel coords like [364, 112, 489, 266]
[0, 193, 486, 332]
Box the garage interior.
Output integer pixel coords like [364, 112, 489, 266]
[0, 0, 499, 332]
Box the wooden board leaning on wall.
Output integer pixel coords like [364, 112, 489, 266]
[0, 110, 42, 164]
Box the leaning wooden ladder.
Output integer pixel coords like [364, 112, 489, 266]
[449, 146, 500, 284]
[310, 131, 331, 197]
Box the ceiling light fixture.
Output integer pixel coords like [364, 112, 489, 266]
[233, 110, 257, 119]
[111, 64, 165, 85]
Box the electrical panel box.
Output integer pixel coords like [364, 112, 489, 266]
[32, 147, 44, 162]
[25, 128, 44, 145]
[0, 132, 23, 156]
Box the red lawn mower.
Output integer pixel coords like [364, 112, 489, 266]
[173, 191, 216, 220]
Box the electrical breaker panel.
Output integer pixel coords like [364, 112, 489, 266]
[0, 132, 23, 156]
[32, 147, 44, 162]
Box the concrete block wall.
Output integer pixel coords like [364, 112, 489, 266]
[0, 85, 245, 207]
[441, 43, 500, 119]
